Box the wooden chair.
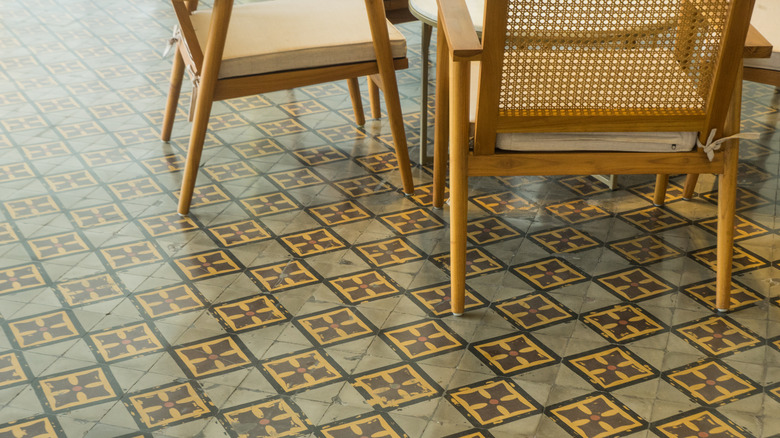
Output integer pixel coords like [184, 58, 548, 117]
[433, 0, 756, 315]
[656, 0, 779, 203]
[163, 0, 415, 215]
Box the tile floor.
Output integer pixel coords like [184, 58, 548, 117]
[1, 0, 779, 437]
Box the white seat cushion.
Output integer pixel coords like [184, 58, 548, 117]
[465, 52, 699, 153]
[190, 0, 406, 79]
[743, 0, 780, 71]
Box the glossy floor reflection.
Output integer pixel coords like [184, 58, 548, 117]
[0, 0, 779, 437]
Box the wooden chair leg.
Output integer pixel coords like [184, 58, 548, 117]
[653, 174, 669, 206]
[449, 59, 470, 316]
[418, 22, 433, 165]
[368, 77, 381, 119]
[162, 50, 185, 142]
[178, 0, 232, 216]
[432, 31, 450, 209]
[347, 78, 365, 126]
[682, 174, 699, 199]
[364, 0, 414, 195]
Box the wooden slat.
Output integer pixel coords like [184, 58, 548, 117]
[436, 0, 481, 60]
[744, 25, 773, 59]
[495, 114, 707, 133]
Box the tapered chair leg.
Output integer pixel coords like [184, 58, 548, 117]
[682, 174, 699, 200]
[367, 77, 381, 119]
[653, 174, 669, 206]
[432, 30, 450, 209]
[716, 145, 738, 311]
[347, 78, 366, 126]
[449, 60, 470, 316]
[162, 50, 185, 142]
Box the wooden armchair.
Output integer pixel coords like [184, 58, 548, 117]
[162, 0, 415, 215]
[433, 0, 755, 315]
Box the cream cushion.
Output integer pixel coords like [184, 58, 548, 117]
[190, 0, 406, 79]
[466, 52, 698, 153]
[743, 0, 780, 71]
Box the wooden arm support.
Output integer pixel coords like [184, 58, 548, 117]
[436, 0, 481, 60]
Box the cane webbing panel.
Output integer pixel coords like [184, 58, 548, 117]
[497, 0, 731, 117]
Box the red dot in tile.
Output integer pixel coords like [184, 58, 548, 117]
[208, 354, 218, 360]
[713, 333, 723, 339]
[528, 308, 538, 314]
[508, 350, 519, 357]
[641, 248, 650, 252]
[359, 284, 369, 289]
[296, 367, 307, 373]
[235, 231, 243, 235]
[202, 262, 211, 267]
[121, 339, 132, 344]
[630, 282, 639, 287]
[560, 238, 569, 243]
[417, 336, 428, 342]
[607, 365, 617, 371]
[482, 228, 492, 233]
[55, 243, 63, 248]
[443, 295, 451, 301]
[330, 323, 340, 328]
[8, 277, 18, 281]
[698, 432, 709, 438]
[308, 240, 317, 245]
[259, 419, 271, 425]
[545, 271, 554, 276]
[499, 201, 507, 205]
[408, 219, 416, 224]
[72, 385, 83, 392]
[245, 311, 255, 316]
[38, 327, 48, 332]
[165, 298, 174, 303]
[265, 202, 273, 206]
[590, 414, 601, 421]
[705, 379, 717, 386]
[86, 288, 95, 292]
[574, 209, 582, 213]
[466, 261, 473, 266]
[618, 320, 629, 325]
[164, 402, 175, 408]
[488, 399, 500, 405]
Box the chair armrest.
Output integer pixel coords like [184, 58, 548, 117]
[436, 0, 481, 60]
[745, 25, 773, 59]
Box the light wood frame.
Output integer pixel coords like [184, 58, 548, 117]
[163, 0, 415, 215]
[433, 0, 756, 314]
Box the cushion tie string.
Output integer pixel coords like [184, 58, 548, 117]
[162, 25, 180, 58]
[697, 128, 760, 161]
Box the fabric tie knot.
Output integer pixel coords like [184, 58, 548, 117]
[697, 128, 760, 161]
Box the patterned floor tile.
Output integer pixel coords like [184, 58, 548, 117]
[138, 213, 199, 237]
[175, 184, 231, 207]
[279, 228, 348, 257]
[131, 284, 207, 319]
[408, 183, 448, 207]
[3, 195, 60, 219]
[260, 349, 345, 394]
[240, 192, 301, 217]
[354, 238, 425, 267]
[652, 407, 756, 438]
[380, 320, 465, 360]
[173, 250, 243, 280]
[5, 310, 83, 349]
[211, 294, 291, 333]
[564, 345, 659, 391]
[268, 168, 326, 190]
[701, 187, 773, 212]
[469, 332, 559, 376]
[332, 175, 395, 198]
[493, 293, 576, 331]
[528, 226, 599, 253]
[207, 220, 273, 247]
[27, 232, 91, 260]
[124, 382, 215, 431]
[594, 267, 675, 302]
[663, 359, 762, 407]
[471, 192, 534, 214]
[0, 351, 32, 389]
[447, 378, 542, 427]
[351, 363, 442, 410]
[619, 206, 689, 232]
[0, 416, 64, 438]
[173, 335, 254, 379]
[87, 322, 166, 363]
[432, 248, 506, 278]
[581, 304, 667, 344]
[318, 412, 406, 438]
[681, 279, 764, 312]
[219, 396, 313, 438]
[248, 260, 321, 293]
[630, 181, 684, 204]
[545, 199, 610, 224]
[547, 392, 647, 437]
[690, 245, 769, 274]
[100, 241, 164, 270]
[407, 283, 488, 317]
[0, 264, 47, 296]
[697, 215, 770, 240]
[35, 366, 120, 412]
[70, 204, 128, 228]
[308, 201, 372, 226]
[378, 208, 444, 235]
[609, 235, 683, 264]
[511, 257, 589, 290]
[466, 217, 523, 245]
[326, 270, 403, 304]
[557, 175, 610, 196]
[231, 138, 284, 159]
[673, 315, 763, 357]
[293, 307, 376, 347]
[356, 152, 400, 173]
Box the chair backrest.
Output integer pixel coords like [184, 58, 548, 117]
[472, 0, 755, 155]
